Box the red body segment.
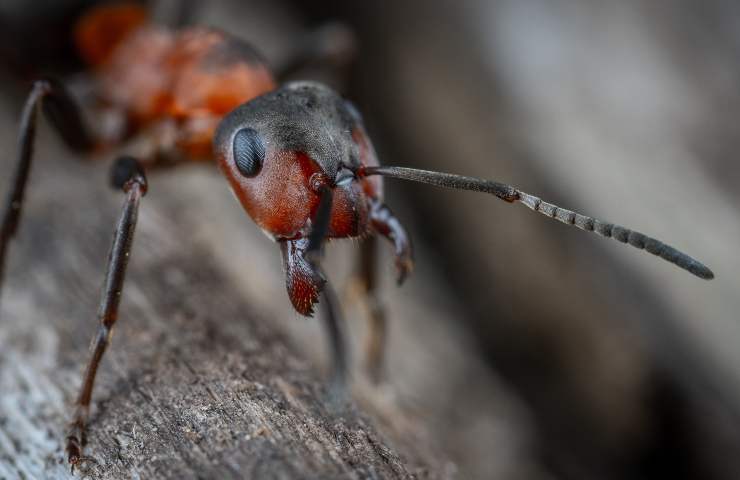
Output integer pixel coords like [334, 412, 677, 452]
[74, 3, 149, 67]
[329, 180, 371, 239]
[76, 5, 276, 159]
[352, 127, 383, 199]
[217, 147, 377, 241]
[218, 149, 322, 239]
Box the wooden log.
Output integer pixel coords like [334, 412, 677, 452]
[0, 111, 446, 479]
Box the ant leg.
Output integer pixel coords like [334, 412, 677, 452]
[280, 186, 350, 396]
[66, 157, 147, 471]
[0, 78, 93, 297]
[276, 22, 357, 81]
[355, 237, 388, 384]
[370, 200, 414, 285]
[320, 282, 349, 399]
[354, 200, 412, 383]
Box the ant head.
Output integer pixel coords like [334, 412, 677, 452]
[214, 82, 365, 239]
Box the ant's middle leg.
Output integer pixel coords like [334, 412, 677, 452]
[353, 237, 389, 384]
[66, 157, 147, 471]
[0, 78, 94, 296]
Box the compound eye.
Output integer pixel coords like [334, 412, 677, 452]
[233, 128, 265, 177]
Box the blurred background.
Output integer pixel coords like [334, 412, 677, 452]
[1, 0, 739, 479]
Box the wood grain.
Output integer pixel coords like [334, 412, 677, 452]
[0, 122, 443, 479]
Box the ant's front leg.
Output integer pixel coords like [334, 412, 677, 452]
[370, 200, 414, 286]
[0, 78, 94, 297]
[356, 200, 413, 383]
[66, 157, 147, 472]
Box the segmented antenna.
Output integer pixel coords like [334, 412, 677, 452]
[363, 166, 714, 280]
[516, 191, 713, 279]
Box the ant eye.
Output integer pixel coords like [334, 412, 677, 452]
[233, 128, 265, 177]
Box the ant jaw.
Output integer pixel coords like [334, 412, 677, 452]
[281, 238, 326, 316]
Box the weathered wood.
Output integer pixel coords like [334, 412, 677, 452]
[0, 88, 457, 478]
[0, 72, 543, 478]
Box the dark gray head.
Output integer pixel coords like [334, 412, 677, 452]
[213, 81, 372, 239]
[215, 81, 363, 179]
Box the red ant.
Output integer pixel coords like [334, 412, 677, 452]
[0, 2, 714, 472]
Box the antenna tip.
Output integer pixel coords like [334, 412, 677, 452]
[690, 262, 714, 280]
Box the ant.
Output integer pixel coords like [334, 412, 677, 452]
[0, 2, 714, 472]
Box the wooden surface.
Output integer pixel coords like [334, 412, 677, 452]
[0, 147, 433, 479]
[0, 79, 538, 478]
